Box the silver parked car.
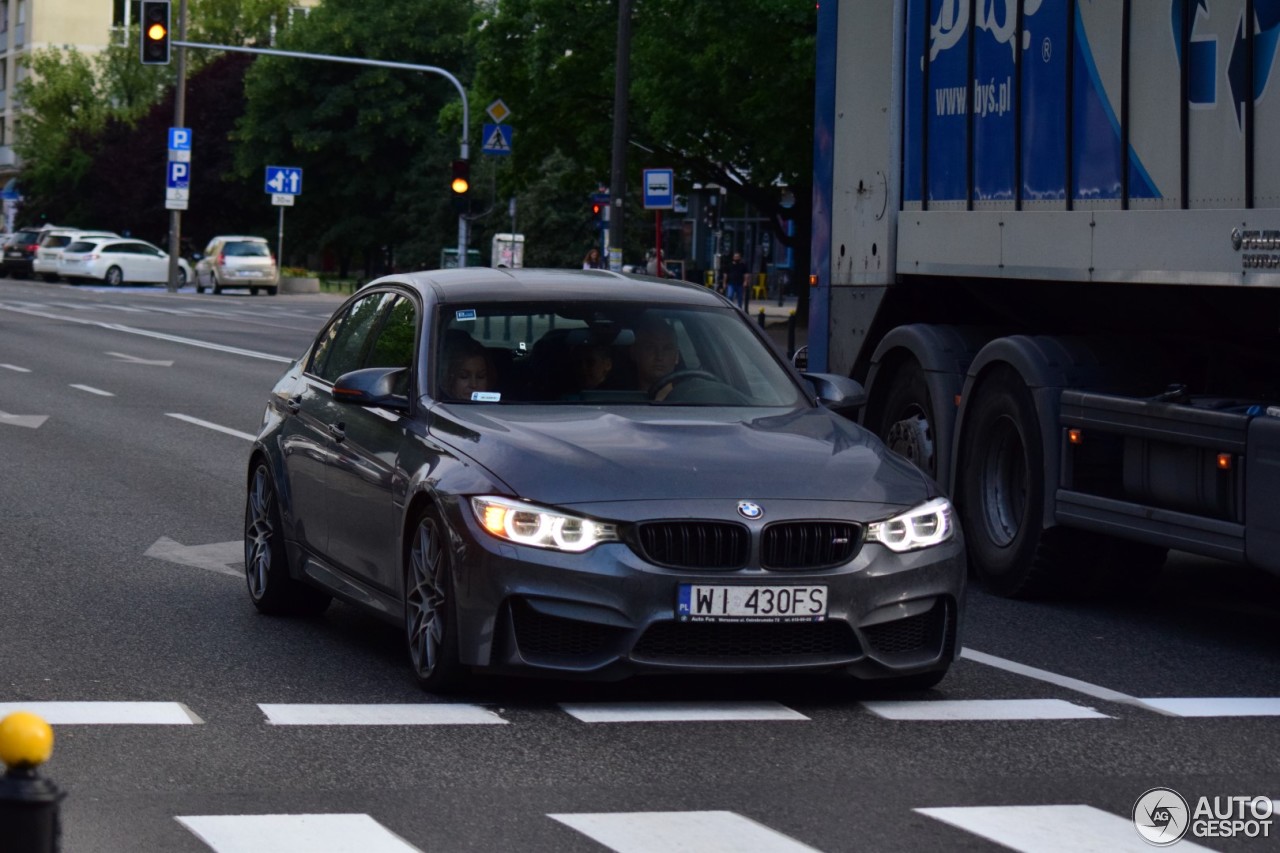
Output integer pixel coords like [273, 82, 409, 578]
[195, 235, 279, 295]
[244, 268, 967, 692]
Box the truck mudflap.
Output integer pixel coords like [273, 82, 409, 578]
[1057, 389, 1280, 573]
[1246, 414, 1280, 576]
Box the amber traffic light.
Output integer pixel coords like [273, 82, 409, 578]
[140, 1, 171, 65]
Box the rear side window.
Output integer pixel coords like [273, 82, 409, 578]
[225, 242, 270, 257]
[42, 235, 72, 249]
[65, 241, 97, 252]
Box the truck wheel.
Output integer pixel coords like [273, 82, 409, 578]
[871, 358, 937, 479]
[957, 366, 1070, 598]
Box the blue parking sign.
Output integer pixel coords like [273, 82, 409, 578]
[167, 161, 191, 189]
[168, 127, 192, 151]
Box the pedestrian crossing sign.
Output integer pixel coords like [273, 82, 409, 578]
[481, 123, 513, 156]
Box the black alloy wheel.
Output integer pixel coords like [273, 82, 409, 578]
[405, 507, 463, 692]
[244, 463, 330, 616]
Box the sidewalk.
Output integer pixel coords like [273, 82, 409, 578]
[738, 293, 808, 356]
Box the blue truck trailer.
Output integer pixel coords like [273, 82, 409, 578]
[810, 0, 1280, 596]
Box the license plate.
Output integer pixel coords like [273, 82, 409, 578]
[677, 584, 828, 623]
[237, 270, 263, 277]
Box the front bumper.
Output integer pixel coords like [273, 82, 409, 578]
[443, 500, 967, 682]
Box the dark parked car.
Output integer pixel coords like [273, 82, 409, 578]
[244, 268, 966, 691]
[1, 226, 55, 278]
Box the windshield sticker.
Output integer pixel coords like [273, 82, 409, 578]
[455, 309, 477, 321]
[471, 391, 501, 402]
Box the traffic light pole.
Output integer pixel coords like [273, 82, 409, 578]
[170, 39, 472, 268]
[165, 0, 188, 292]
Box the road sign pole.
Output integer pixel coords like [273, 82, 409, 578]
[457, 141, 469, 268]
[278, 205, 285, 278]
[655, 209, 663, 277]
[166, 0, 189, 293]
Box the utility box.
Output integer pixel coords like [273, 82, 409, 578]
[439, 248, 483, 269]
[491, 233, 525, 268]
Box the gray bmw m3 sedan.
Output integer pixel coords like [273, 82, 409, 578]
[244, 268, 966, 691]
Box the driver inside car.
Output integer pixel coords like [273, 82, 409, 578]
[629, 315, 681, 399]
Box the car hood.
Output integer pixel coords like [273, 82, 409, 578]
[428, 404, 930, 507]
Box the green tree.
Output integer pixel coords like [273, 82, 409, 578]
[234, 0, 474, 276]
[188, 0, 296, 47]
[471, 0, 815, 285]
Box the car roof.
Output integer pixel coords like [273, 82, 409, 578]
[368, 267, 730, 308]
[209, 235, 268, 243]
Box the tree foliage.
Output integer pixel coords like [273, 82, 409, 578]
[471, 0, 816, 274]
[233, 0, 474, 275]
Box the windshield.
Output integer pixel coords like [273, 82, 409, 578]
[436, 301, 806, 407]
[225, 242, 270, 257]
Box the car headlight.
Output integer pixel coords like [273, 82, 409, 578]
[470, 496, 619, 553]
[866, 497, 954, 552]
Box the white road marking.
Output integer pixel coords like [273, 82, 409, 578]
[961, 648, 1172, 715]
[1137, 697, 1280, 717]
[0, 701, 203, 724]
[69, 383, 114, 396]
[106, 351, 174, 366]
[559, 701, 809, 723]
[917, 805, 1216, 852]
[259, 704, 509, 725]
[145, 537, 243, 577]
[0, 302, 294, 363]
[863, 698, 1109, 721]
[549, 811, 821, 853]
[166, 413, 256, 441]
[177, 814, 422, 853]
[0, 411, 47, 428]
[0, 363, 31, 372]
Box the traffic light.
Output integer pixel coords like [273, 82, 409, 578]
[450, 159, 470, 211]
[703, 193, 720, 230]
[140, 1, 171, 65]
[590, 192, 609, 230]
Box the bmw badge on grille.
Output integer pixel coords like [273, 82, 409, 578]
[737, 501, 764, 519]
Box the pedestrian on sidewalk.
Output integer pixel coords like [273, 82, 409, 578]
[722, 252, 748, 306]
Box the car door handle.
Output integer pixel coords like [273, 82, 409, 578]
[328, 422, 347, 441]
[285, 395, 302, 414]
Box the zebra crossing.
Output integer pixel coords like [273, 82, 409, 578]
[5, 693, 1278, 728]
[171, 804, 1240, 852]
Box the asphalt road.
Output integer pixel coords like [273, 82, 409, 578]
[1, 277, 1278, 853]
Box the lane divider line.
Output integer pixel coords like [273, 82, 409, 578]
[166, 413, 256, 441]
[862, 698, 1110, 721]
[0, 302, 294, 363]
[961, 648, 1175, 716]
[177, 814, 423, 853]
[69, 383, 114, 396]
[916, 805, 1216, 852]
[0, 363, 31, 372]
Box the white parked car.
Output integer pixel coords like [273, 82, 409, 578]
[58, 237, 193, 287]
[195, 235, 279, 295]
[33, 229, 119, 281]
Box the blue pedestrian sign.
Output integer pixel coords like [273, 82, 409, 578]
[167, 161, 191, 190]
[481, 123, 513, 156]
[168, 128, 192, 151]
[265, 166, 303, 195]
[642, 168, 674, 210]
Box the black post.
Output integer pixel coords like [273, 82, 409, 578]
[786, 311, 797, 359]
[757, 308, 766, 328]
[0, 766, 64, 852]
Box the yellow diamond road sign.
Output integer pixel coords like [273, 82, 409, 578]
[486, 99, 511, 124]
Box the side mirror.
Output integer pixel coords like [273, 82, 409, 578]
[333, 367, 411, 411]
[791, 345, 809, 372]
[802, 372, 867, 414]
